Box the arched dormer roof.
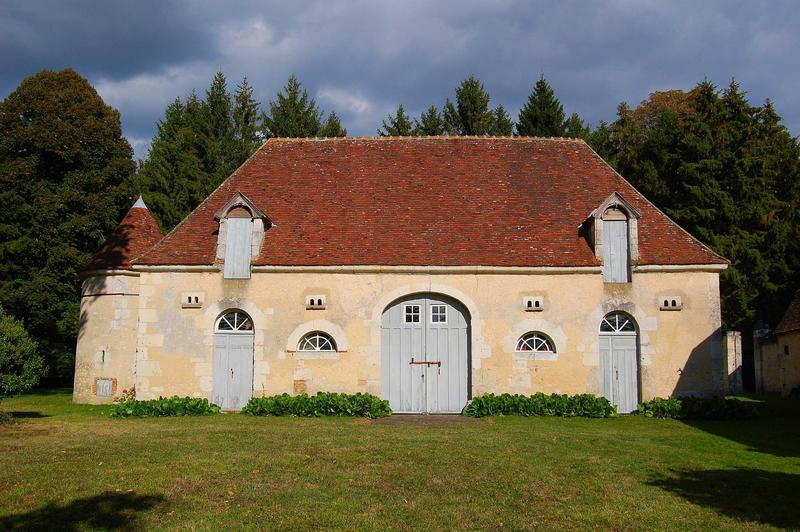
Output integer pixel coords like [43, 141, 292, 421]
[589, 192, 641, 221]
[214, 192, 269, 223]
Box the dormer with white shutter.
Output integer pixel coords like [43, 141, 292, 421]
[586, 192, 640, 283]
[214, 192, 269, 279]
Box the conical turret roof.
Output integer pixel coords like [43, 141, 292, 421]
[84, 196, 163, 271]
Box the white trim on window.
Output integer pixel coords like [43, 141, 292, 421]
[430, 304, 447, 324]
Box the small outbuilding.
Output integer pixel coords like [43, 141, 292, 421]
[758, 290, 800, 395]
[74, 137, 729, 412]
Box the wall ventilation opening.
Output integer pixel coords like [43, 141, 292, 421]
[522, 296, 544, 312]
[181, 292, 205, 309]
[659, 296, 683, 311]
[306, 295, 327, 310]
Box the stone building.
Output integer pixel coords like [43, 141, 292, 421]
[757, 290, 800, 395]
[74, 137, 728, 413]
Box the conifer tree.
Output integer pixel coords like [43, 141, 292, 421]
[262, 75, 322, 138]
[415, 105, 445, 135]
[232, 77, 262, 162]
[261, 75, 345, 138]
[137, 74, 261, 230]
[319, 110, 347, 137]
[379, 104, 415, 136]
[516, 75, 566, 137]
[490, 105, 514, 136]
[564, 112, 590, 139]
[443, 75, 495, 135]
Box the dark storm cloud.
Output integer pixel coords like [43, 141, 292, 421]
[1, 1, 798, 160]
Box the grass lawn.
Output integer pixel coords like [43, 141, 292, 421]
[1, 391, 799, 530]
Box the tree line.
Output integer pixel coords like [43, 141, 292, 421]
[0, 68, 798, 387]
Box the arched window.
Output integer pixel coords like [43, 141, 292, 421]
[298, 331, 337, 352]
[599, 312, 636, 333]
[515, 332, 555, 353]
[215, 310, 254, 333]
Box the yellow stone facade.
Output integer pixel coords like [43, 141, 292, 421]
[74, 266, 724, 405]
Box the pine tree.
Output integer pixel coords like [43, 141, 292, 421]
[262, 75, 323, 138]
[137, 74, 262, 231]
[379, 104, 415, 136]
[516, 75, 566, 137]
[564, 113, 590, 139]
[415, 105, 445, 135]
[0, 69, 135, 382]
[443, 75, 495, 135]
[319, 110, 347, 137]
[232, 77, 262, 162]
[490, 105, 514, 136]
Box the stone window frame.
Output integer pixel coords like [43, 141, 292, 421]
[214, 192, 270, 276]
[585, 192, 641, 281]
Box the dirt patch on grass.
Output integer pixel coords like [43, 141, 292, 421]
[369, 415, 481, 426]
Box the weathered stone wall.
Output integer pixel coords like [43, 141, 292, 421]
[760, 331, 800, 395]
[73, 273, 139, 403]
[111, 268, 724, 404]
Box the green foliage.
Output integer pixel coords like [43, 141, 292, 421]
[241, 392, 391, 418]
[602, 81, 800, 330]
[0, 69, 135, 383]
[136, 72, 262, 230]
[464, 393, 616, 418]
[110, 395, 220, 418]
[516, 75, 566, 137]
[490, 105, 514, 136]
[0, 307, 46, 398]
[261, 75, 345, 139]
[415, 105, 445, 135]
[379, 104, 415, 136]
[443, 75, 496, 136]
[636, 396, 758, 420]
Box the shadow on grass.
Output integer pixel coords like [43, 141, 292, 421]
[681, 396, 800, 458]
[9, 411, 48, 419]
[0, 492, 165, 531]
[649, 468, 800, 529]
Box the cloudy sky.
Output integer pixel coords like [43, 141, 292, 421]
[2, 1, 798, 160]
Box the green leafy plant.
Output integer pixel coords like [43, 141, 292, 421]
[636, 396, 757, 420]
[464, 393, 616, 418]
[110, 395, 220, 418]
[241, 392, 391, 418]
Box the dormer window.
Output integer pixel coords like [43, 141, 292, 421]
[214, 192, 269, 280]
[586, 192, 640, 284]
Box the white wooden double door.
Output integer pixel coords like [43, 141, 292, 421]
[213, 333, 254, 411]
[599, 335, 638, 413]
[381, 294, 470, 413]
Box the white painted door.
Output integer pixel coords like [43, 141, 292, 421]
[599, 312, 639, 413]
[213, 310, 254, 411]
[381, 294, 470, 413]
[213, 334, 254, 410]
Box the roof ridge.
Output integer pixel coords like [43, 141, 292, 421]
[266, 135, 585, 143]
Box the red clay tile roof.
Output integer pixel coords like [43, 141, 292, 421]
[134, 137, 727, 267]
[775, 290, 800, 335]
[86, 198, 163, 270]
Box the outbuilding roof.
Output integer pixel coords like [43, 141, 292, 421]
[134, 137, 727, 268]
[774, 290, 800, 335]
[86, 196, 163, 271]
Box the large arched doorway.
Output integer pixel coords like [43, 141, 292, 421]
[599, 311, 640, 413]
[381, 293, 470, 413]
[213, 309, 254, 410]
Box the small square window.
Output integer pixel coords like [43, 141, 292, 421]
[404, 305, 420, 323]
[431, 305, 447, 323]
